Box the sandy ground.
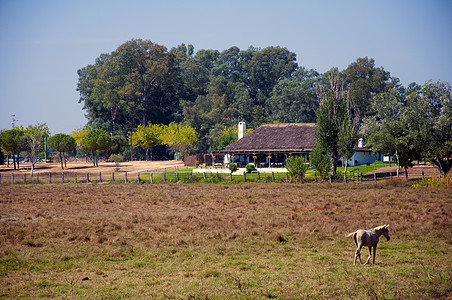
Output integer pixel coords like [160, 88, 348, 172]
[0, 160, 185, 175]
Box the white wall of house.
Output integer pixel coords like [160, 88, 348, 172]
[342, 151, 382, 167]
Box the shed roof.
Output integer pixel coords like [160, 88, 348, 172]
[217, 123, 316, 154]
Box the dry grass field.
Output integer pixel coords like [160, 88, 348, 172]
[0, 182, 451, 299]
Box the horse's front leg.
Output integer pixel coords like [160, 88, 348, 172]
[364, 246, 372, 264]
[372, 246, 377, 264]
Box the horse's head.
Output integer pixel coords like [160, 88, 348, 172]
[375, 224, 390, 241]
[382, 224, 390, 241]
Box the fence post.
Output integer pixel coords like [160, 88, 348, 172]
[150, 173, 153, 184]
[24, 173, 26, 184]
[422, 171, 424, 179]
[62, 172, 64, 183]
[176, 172, 179, 181]
[74, 173, 77, 183]
[138, 172, 140, 183]
[374, 173, 377, 184]
[243, 172, 246, 183]
[163, 172, 166, 182]
[286, 173, 289, 182]
[230, 172, 233, 182]
[257, 171, 260, 181]
[112, 172, 114, 182]
[203, 172, 206, 179]
[12, 173, 14, 184]
[272, 172, 275, 183]
[216, 172, 219, 181]
[0, 174, 1, 184]
[37, 173, 39, 184]
[99, 172, 102, 183]
[49, 173, 52, 184]
[86, 173, 89, 183]
[360, 172, 363, 183]
[125, 172, 128, 183]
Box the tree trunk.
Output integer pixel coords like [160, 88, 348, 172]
[63, 152, 67, 169]
[331, 154, 338, 177]
[31, 162, 35, 177]
[344, 160, 348, 183]
[59, 152, 64, 169]
[7, 155, 10, 168]
[145, 148, 149, 161]
[395, 148, 400, 177]
[92, 150, 96, 167]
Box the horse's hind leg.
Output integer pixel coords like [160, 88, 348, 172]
[354, 247, 362, 265]
[365, 246, 372, 264]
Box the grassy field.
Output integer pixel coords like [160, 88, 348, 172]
[0, 182, 450, 299]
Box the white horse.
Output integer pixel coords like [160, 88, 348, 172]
[346, 224, 390, 265]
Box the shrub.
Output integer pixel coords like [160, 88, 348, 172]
[245, 164, 256, 173]
[228, 163, 238, 173]
[310, 148, 331, 181]
[109, 154, 124, 163]
[195, 160, 200, 168]
[285, 156, 307, 182]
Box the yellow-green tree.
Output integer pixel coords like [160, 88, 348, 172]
[161, 122, 198, 157]
[72, 127, 90, 162]
[130, 123, 162, 161]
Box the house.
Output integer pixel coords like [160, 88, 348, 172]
[214, 123, 381, 167]
[213, 123, 316, 167]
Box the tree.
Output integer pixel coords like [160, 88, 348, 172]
[0, 129, 26, 170]
[48, 134, 76, 169]
[71, 127, 90, 162]
[24, 123, 50, 176]
[130, 123, 162, 161]
[310, 147, 332, 181]
[343, 57, 393, 117]
[80, 129, 111, 167]
[360, 89, 415, 176]
[160, 122, 198, 157]
[266, 68, 320, 123]
[285, 156, 307, 182]
[418, 80, 452, 174]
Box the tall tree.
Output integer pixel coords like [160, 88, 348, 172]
[48, 134, 76, 169]
[360, 89, 416, 176]
[419, 80, 452, 174]
[24, 123, 50, 176]
[266, 68, 320, 123]
[343, 57, 393, 117]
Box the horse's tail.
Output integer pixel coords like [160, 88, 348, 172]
[346, 231, 356, 238]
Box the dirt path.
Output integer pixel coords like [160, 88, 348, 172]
[0, 160, 185, 175]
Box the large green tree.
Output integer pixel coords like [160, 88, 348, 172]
[48, 133, 76, 169]
[80, 129, 111, 167]
[0, 128, 26, 170]
[418, 80, 452, 174]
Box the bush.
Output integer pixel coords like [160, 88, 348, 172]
[285, 156, 307, 182]
[310, 148, 331, 181]
[245, 164, 256, 173]
[109, 154, 124, 163]
[228, 163, 238, 173]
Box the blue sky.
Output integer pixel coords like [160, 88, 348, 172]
[1, 0, 451, 134]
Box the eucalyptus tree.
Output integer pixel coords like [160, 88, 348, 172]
[130, 123, 162, 161]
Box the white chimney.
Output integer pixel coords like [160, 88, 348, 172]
[238, 122, 246, 140]
[358, 138, 364, 148]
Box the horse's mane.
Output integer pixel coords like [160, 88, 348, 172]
[373, 224, 389, 231]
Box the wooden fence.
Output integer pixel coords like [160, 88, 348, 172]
[0, 168, 436, 185]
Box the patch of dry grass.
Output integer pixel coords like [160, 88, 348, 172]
[0, 183, 451, 298]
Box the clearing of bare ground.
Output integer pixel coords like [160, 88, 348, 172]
[0, 183, 450, 299]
